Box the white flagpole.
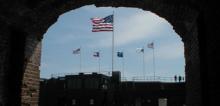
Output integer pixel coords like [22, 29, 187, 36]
[112, 11, 115, 72]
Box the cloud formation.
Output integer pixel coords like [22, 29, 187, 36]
[145, 42, 184, 62]
[94, 11, 168, 48]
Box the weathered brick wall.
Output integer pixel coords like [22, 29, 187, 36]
[22, 35, 42, 106]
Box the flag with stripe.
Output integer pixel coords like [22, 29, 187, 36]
[147, 42, 154, 49]
[91, 15, 113, 32]
[73, 48, 80, 54]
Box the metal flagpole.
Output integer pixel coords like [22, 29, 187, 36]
[143, 47, 145, 80]
[121, 53, 125, 78]
[99, 51, 101, 73]
[112, 11, 115, 72]
[153, 43, 156, 80]
[80, 46, 82, 72]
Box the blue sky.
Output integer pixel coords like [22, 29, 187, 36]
[40, 5, 185, 80]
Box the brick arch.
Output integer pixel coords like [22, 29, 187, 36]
[0, 0, 203, 106]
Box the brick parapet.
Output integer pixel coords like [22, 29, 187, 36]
[21, 34, 42, 106]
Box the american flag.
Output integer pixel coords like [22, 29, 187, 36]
[91, 15, 113, 32]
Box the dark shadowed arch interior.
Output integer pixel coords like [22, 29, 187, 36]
[0, 0, 206, 106]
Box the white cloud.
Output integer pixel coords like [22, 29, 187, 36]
[96, 11, 168, 47]
[157, 43, 184, 59]
[145, 42, 184, 61]
[55, 34, 77, 44]
[40, 62, 48, 69]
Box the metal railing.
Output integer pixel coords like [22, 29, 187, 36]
[132, 76, 174, 82]
[50, 72, 184, 83]
[121, 76, 184, 82]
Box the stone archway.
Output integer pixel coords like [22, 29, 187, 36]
[0, 0, 212, 106]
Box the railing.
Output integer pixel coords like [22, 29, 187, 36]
[132, 76, 174, 82]
[50, 72, 184, 83]
[121, 76, 184, 82]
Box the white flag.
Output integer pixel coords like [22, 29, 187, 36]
[136, 48, 144, 53]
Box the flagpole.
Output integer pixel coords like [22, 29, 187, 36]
[112, 11, 115, 72]
[122, 53, 125, 78]
[152, 42, 156, 80]
[143, 46, 145, 80]
[99, 51, 101, 73]
[80, 46, 82, 72]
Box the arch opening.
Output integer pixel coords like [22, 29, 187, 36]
[39, 5, 186, 106]
[41, 5, 185, 80]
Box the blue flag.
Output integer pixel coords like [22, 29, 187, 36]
[117, 52, 123, 58]
[93, 52, 100, 57]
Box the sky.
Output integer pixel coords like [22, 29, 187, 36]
[40, 5, 185, 81]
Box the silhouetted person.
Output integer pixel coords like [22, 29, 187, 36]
[178, 76, 182, 82]
[174, 75, 177, 82]
[182, 76, 185, 81]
